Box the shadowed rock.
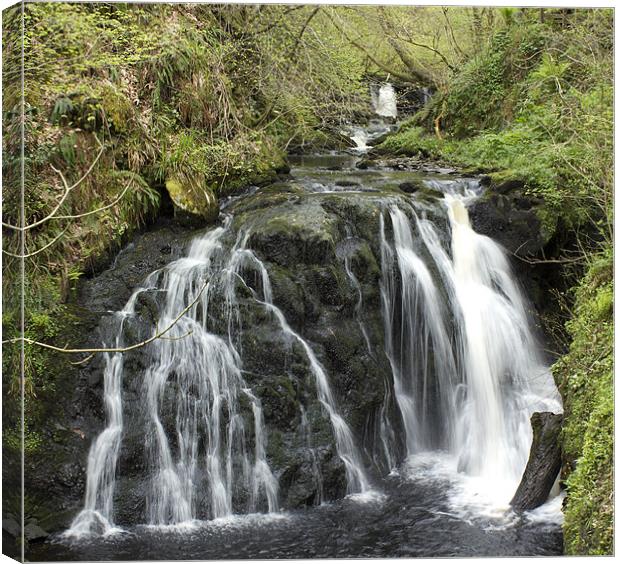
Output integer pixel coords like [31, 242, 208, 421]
[511, 411, 562, 512]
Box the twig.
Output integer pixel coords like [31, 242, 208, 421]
[2, 227, 69, 259]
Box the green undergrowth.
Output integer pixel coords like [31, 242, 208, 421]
[552, 248, 613, 555]
[2, 3, 368, 412]
[378, 11, 612, 240]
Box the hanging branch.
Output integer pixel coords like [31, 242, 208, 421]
[2, 281, 209, 364]
[2, 134, 135, 259]
[2, 227, 69, 259]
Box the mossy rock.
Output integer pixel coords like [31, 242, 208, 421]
[165, 177, 219, 223]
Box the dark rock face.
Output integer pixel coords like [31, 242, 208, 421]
[228, 188, 409, 503]
[26, 185, 417, 530]
[511, 412, 563, 512]
[21, 171, 563, 533]
[469, 190, 548, 256]
[399, 180, 424, 193]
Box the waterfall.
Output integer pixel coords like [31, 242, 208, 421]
[444, 190, 561, 491]
[379, 180, 562, 507]
[350, 127, 371, 152]
[66, 289, 148, 537]
[67, 221, 279, 536]
[371, 83, 397, 118]
[66, 157, 562, 538]
[238, 248, 371, 495]
[380, 208, 458, 453]
[68, 218, 374, 537]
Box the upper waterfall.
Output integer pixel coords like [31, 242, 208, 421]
[372, 83, 397, 118]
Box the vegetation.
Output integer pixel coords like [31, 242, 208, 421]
[553, 248, 613, 555]
[2, 4, 613, 556]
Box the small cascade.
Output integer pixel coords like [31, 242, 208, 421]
[67, 221, 279, 536]
[218, 237, 370, 494]
[350, 127, 370, 152]
[66, 289, 148, 537]
[246, 259, 371, 495]
[371, 83, 397, 118]
[380, 208, 458, 453]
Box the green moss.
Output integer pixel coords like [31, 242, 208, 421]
[165, 177, 218, 221]
[552, 248, 613, 555]
[376, 126, 442, 159]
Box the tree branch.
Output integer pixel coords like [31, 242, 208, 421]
[2, 227, 69, 259]
[328, 12, 420, 84]
[3, 281, 209, 361]
[2, 134, 105, 232]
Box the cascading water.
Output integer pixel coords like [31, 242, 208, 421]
[66, 291, 143, 537]
[379, 179, 562, 511]
[68, 215, 374, 538]
[67, 221, 280, 536]
[52, 81, 567, 559]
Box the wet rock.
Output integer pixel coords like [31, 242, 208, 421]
[510, 412, 563, 512]
[335, 180, 361, 187]
[356, 158, 376, 170]
[399, 180, 425, 194]
[24, 522, 49, 541]
[468, 191, 548, 256]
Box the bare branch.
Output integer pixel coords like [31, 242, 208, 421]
[2, 227, 69, 259]
[2, 135, 105, 232]
[328, 11, 420, 84]
[53, 179, 132, 221]
[3, 281, 209, 360]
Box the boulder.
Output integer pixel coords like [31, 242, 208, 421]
[24, 522, 49, 542]
[165, 178, 219, 224]
[510, 412, 563, 512]
[2, 518, 20, 538]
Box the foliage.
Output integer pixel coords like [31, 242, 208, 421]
[0, 2, 372, 469]
[1, 6, 613, 554]
[380, 9, 612, 243]
[552, 249, 613, 555]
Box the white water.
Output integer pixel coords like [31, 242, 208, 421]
[380, 180, 562, 515]
[68, 218, 375, 537]
[67, 221, 279, 536]
[67, 147, 563, 537]
[242, 252, 371, 495]
[350, 127, 370, 152]
[66, 290, 147, 537]
[372, 84, 397, 118]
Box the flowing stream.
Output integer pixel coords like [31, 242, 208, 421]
[37, 85, 565, 560]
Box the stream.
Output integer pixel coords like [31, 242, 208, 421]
[29, 87, 564, 560]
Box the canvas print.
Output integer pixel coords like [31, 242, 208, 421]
[1, 2, 613, 561]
